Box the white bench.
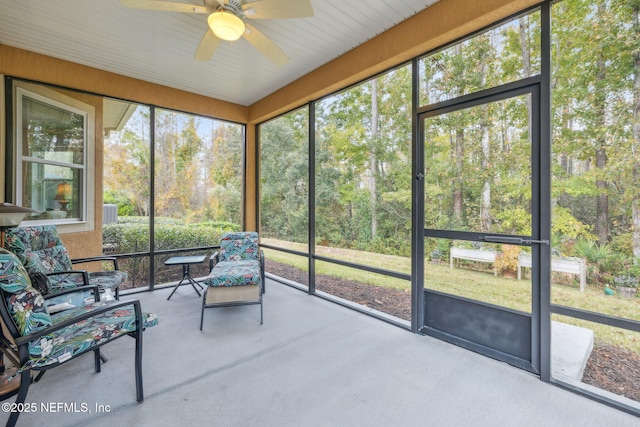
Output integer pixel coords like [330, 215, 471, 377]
[517, 253, 587, 292]
[449, 247, 498, 276]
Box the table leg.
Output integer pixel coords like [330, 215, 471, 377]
[166, 264, 203, 300]
[167, 275, 187, 300]
[183, 264, 203, 295]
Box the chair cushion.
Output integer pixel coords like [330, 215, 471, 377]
[4, 225, 64, 255]
[23, 245, 73, 276]
[0, 249, 53, 335]
[29, 301, 158, 367]
[203, 260, 261, 287]
[1, 248, 157, 370]
[4, 225, 124, 296]
[8, 289, 52, 335]
[219, 232, 259, 262]
[0, 249, 31, 294]
[41, 271, 125, 295]
[88, 270, 127, 290]
[24, 248, 125, 292]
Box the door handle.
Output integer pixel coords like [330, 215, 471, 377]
[483, 235, 549, 245]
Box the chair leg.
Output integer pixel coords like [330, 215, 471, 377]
[200, 289, 207, 331]
[94, 349, 101, 373]
[6, 368, 31, 427]
[135, 330, 144, 402]
[33, 370, 46, 382]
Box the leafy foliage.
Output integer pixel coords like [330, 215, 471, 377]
[104, 105, 243, 226]
[258, 1, 638, 273]
[552, 206, 597, 246]
[613, 267, 640, 289]
[103, 216, 239, 254]
[103, 190, 136, 217]
[574, 238, 627, 283]
[495, 245, 521, 275]
[99, 0, 638, 298]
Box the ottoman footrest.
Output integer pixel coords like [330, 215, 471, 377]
[202, 260, 261, 288]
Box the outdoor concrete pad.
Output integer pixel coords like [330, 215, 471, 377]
[551, 320, 594, 382]
[3, 280, 638, 427]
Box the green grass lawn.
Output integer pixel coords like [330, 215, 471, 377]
[262, 239, 640, 352]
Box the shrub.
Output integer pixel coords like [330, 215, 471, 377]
[613, 274, 639, 289]
[614, 262, 640, 288]
[103, 190, 137, 216]
[495, 244, 521, 275]
[494, 207, 531, 235]
[102, 217, 241, 288]
[552, 206, 596, 242]
[103, 216, 240, 253]
[430, 248, 444, 260]
[610, 233, 635, 258]
[574, 238, 626, 284]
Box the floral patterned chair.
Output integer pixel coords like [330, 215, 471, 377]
[0, 248, 158, 427]
[200, 232, 264, 330]
[4, 225, 126, 309]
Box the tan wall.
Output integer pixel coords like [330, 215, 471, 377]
[248, 0, 538, 124]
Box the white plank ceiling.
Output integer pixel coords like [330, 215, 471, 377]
[0, 0, 438, 106]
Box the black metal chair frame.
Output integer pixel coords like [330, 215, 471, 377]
[0, 285, 145, 427]
[70, 256, 123, 300]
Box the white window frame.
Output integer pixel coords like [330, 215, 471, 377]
[14, 81, 95, 233]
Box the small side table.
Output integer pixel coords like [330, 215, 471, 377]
[165, 255, 206, 300]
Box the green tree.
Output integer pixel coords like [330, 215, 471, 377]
[552, 0, 636, 248]
[260, 108, 309, 242]
[104, 106, 150, 216]
[631, 0, 640, 258]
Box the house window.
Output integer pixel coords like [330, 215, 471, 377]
[14, 83, 95, 229]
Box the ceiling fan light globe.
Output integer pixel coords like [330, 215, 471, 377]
[208, 11, 245, 41]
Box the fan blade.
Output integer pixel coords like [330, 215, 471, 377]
[120, 0, 208, 14]
[243, 23, 288, 67]
[194, 29, 221, 61]
[242, 0, 313, 20]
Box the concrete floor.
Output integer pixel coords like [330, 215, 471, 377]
[2, 279, 639, 427]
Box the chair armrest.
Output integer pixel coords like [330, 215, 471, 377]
[71, 256, 120, 270]
[15, 299, 143, 346]
[47, 270, 90, 286]
[44, 285, 101, 302]
[209, 251, 220, 270]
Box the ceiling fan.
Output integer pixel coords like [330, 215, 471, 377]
[120, 0, 313, 66]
